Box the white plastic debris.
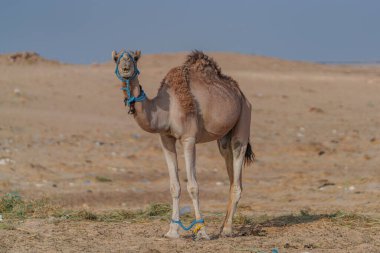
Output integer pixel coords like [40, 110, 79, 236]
[14, 88, 21, 95]
[0, 158, 15, 165]
[0, 214, 3, 221]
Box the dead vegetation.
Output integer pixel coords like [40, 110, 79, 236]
[0, 192, 171, 223]
[1, 193, 378, 232]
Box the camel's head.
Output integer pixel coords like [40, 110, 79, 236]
[112, 50, 141, 80]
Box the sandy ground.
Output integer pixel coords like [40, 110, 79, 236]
[0, 52, 379, 252]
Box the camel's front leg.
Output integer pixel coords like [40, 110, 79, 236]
[160, 134, 181, 239]
[182, 137, 210, 240]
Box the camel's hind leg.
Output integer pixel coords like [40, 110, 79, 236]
[219, 100, 252, 236]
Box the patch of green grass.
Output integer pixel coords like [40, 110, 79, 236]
[95, 176, 112, 182]
[0, 192, 23, 213]
[0, 193, 59, 219]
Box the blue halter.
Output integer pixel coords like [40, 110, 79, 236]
[114, 51, 146, 107]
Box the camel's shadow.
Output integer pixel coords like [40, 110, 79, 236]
[234, 212, 334, 238]
[182, 212, 335, 240]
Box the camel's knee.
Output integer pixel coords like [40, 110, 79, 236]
[187, 183, 198, 199]
[231, 184, 242, 202]
[170, 183, 180, 199]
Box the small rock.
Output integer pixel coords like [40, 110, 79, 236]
[309, 107, 324, 113]
[318, 150, 325, 156]
[363, 154, 371, 160]
[179, 206, 191, 215]
[83, 180, 91, 185]
[370, 137, 376, 142]
[52, 184, 57, 188]
[95, 141, 105, 147]
[131, 133, 141, 139]
[108, 167, 118, 172]
[13, 88, 21, 96]
[216, 181, 223, 186]
[348, 185, 355, 191]
[318, 180, 335, 189]
[0, 214, 3, 222]
[140, 178, 150, 184]
[284, 243, 298, 249]
[304, 243, 316, 249]
[297, 132, 304, 138]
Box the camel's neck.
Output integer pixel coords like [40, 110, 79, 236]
[127, 78, 169, 133]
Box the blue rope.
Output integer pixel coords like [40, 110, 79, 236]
[114, 51, 146, 106]
[171, 219, 204, 231]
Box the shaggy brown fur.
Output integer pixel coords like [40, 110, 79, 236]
[159, 66, 195, 114]
[159, 50, 242, 114]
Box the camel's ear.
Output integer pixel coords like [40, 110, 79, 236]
[133, 50, 141, 62]
[112, 50, 118, 63]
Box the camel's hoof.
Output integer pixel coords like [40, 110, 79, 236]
[219, 227, 233, 238]
[192, 226, 210, 241]
[219, 231, 233, 238]
[164, 231, 180, 239]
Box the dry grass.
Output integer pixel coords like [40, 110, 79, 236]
[234, 209, 380, 229]
[0, 192, 58, 219]
[54, 203, 171, 222]
[1, 193, 379, 231]
[330, 211, 380, 228]
[95, 176, 112, 182]
[0, 193, 172, 224]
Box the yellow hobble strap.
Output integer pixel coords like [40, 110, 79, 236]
[192, 223, 204, 235]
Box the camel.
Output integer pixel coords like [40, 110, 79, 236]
[111, 50, 254, 239]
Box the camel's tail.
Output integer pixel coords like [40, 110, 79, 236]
[244, 140, 255, 166]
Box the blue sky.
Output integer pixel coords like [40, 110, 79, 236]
[1, 1, 379, 64]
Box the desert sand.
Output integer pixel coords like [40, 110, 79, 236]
[0, 51, 379, 252]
